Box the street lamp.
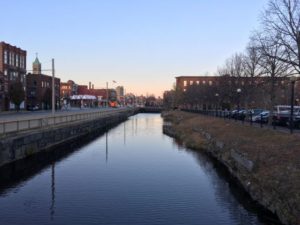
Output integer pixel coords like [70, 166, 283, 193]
[289, 76, 297, 134]
[215, 93, 219, 116]
[237, 88, 241, 111]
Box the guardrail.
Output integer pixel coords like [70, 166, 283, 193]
[181, 108, 300, 134]
[0, 108, 132, 136]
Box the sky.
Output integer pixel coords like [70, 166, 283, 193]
[0, 0, 268, 97]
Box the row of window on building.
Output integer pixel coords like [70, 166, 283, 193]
[3, 50, 26, 69]
[183, 79, 288, 87]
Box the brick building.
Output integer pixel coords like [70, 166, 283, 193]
[175, 75, 300, 109]
[26, 57, 60, 110]
[176, 76, 218, 92]
[0, 71, 4, 110]
[0, 41, 27, 111]
[76, 84, 117, 106]
[60, 80, 78, 98]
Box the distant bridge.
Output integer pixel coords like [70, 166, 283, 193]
[139, 107, 164, 113]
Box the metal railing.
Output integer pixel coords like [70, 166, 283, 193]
[181, 108, 300, 134]
[0, 108, 132, 136]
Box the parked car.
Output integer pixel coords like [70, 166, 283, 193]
[272, 105, 300, 128]
[248, 109, 264, 121]
[237, 109, 247, 120]
[27, 105, 39, 111]
[230, 110, 239, 119]
[251, 110, 270, 123]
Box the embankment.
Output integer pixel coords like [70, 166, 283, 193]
[0, 109, 135, 168]
[162, 110, 300, 225]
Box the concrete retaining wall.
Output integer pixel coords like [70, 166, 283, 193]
[0, 110, 133, 168]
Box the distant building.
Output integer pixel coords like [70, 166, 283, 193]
[0, 41, 27, 111]
[175, 75, 300, 109]
[60, 80, 78, 98]
[175, 76, 218, 92]
[26, 56, 60, 110]
[115, 86, 124, 104]
[0, 71, 4, 110]
[77, 83, 116, 107]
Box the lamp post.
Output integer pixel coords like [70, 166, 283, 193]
[289, 77, 297, 134]
[215, 93, 219, 116]
[235, 88, 241, 121]
[237, 88, 241, 111]
[106, 82, 109, 108]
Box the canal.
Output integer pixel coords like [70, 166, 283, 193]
[0, 114, 279, 225]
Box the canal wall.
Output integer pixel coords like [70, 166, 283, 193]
[0, 109, 135, 168]
[162, 111, 300, 225]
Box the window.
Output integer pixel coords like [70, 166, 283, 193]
[4, 70, 8, 76]
[202, 80, 206, 84]
[241, 81, 245, 86]
[19, 56, 24, 69]
[11, 52, 15, 66]
[209, 81, 213, 86]
[4, 51, 8, 64]
[196, 81, 200, 85]
[9, 52, 13, 65]
[190, 81, 193, 85]
[16, 54, 19, 67]
[184, 80, 187, 86]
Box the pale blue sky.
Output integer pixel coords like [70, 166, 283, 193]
[1, 0, 268, 96]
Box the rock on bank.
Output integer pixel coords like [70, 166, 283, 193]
[162, 111, 300, 225]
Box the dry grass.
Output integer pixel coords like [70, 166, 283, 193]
[164, 110, 300, 224]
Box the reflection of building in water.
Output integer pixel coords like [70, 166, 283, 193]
[50, 163, 55, 220]
[191, 151, 277, 224]
[106, 132, 108, 163]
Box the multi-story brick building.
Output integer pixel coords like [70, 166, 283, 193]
[175, 75, 300, 109]
[176, 76, 218, 92]
[0, 41, 27, 111]
[115, 86, 124, 104]
[26, 57, 60, 110]
[0, 71, 4, 110]
[60, 80, 78, 98]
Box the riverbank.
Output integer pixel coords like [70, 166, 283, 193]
[0, 109, 136, 168]
[162, 110, 300, 225]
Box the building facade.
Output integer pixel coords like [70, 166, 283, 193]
[115, 86, 124, 104]
[175, 75, 300, 109]
[0, 41, 27, 111]
[60, 80, 78, 98]
[26, 57, 60, 110]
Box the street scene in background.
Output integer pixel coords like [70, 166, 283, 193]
[0, 1, 300, 225]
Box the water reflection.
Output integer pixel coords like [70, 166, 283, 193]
[0, 114, 281, 225]
[50, 163, 55, 220]
[174, 139, 281, 225]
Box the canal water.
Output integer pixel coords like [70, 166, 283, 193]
[0, 114, 278, 225]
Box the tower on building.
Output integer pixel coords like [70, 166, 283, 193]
[33, 53, 41, 74]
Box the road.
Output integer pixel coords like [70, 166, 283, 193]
[0, 107, 127, 122]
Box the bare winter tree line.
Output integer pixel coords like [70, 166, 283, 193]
[166, 0, 300, 114]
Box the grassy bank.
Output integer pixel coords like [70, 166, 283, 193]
[163, 110, 300, 225]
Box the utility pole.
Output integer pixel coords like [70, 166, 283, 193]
[106, 82, 108, 107]
[52, 58, 55, 115]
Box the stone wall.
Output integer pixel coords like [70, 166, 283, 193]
[162, 112, 299, 225]
[0, 110, 133, 168]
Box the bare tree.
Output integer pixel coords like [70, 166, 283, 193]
[242, 42, 264, 108]
[252, 32, 292, 122]
[219, 53, 247, 109]
[9, 81, 25, 111]
[263, 0, 300, 73]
